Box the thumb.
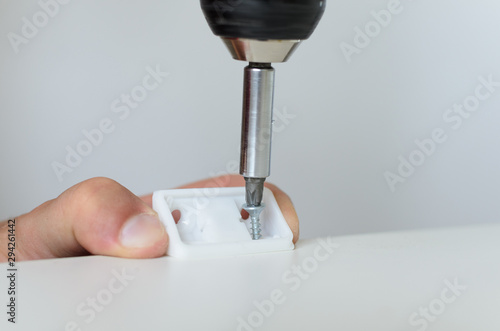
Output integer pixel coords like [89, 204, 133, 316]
[2, 177, 168, 261]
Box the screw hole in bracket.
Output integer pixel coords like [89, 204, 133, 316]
[240, 208, 249, 220]
[172, 209, 181, 224]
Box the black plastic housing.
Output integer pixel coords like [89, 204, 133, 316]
[200, 0, 326, 40]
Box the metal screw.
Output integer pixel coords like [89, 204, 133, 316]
[242, 204, 265, 240]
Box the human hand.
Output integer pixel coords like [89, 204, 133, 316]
[0, 175, 299, 261]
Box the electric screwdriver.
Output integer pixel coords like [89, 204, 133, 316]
[200, 0, 326, 239]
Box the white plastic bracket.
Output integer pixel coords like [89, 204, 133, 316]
[152, 187, 294, 258]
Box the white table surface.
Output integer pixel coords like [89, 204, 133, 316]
[2, 224, 499, 331]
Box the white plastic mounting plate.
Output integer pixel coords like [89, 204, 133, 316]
[152, 187, 294, 258]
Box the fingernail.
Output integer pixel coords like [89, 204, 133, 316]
[120, 214, 165, 248]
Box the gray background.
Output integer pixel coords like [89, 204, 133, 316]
[1, 0, 499, 239]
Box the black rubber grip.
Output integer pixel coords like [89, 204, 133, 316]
[200, 0, 326, 40]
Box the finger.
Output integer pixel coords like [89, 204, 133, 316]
[141, 175, 299, 243]
[264, 182, 300, 244]
[1, 177, 168, 261]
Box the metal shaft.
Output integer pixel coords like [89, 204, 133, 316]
[240, 62, 275, 240]
[240, 63, 274, 180]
